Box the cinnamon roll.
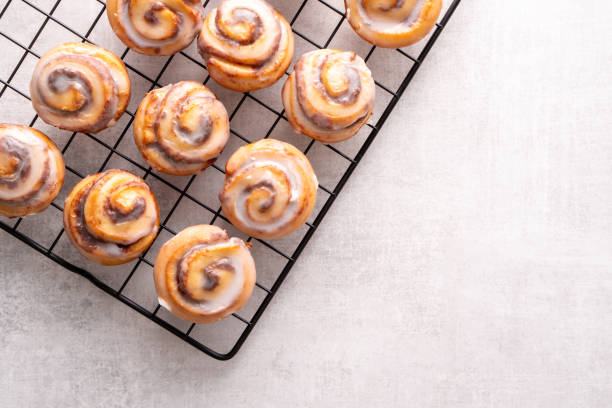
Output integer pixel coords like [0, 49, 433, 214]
[106, 0, 205, 56]
[154, 224, 256, 323]
[197, 0, 294, 92]
[0, 124, 65, 218]
[30, 42, 130, 134]
[63, 169, 159, 265]
[219, 139, 317, 240]
[134, 81, 229, 176]
[282, 49, 375, 143]
[345, 0, 442, 48]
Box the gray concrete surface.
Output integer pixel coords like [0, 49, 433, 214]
[2, 0, 612, 406]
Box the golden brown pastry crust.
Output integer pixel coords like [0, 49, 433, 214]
[197, 0, 294, 92]
[106, 0, 204, 56]
[219, 139, 317, 240]
[0, 124, 65, 218]
[63, 169, 159, 265]
[282, 49, 375, 143]
[154, 224, 256, 323]
[30, 42, 130, 134]
[134, 81, 229, 176]
[345, 0, 442, 48]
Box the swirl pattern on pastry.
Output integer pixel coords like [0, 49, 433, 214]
[345, 0, 442, 48]
[0, 124, 65, 218]
[282, 49, 375, 143]
[154, 224, 256, 323]
[107, 0, 204, 56]
[30, 43, 130, 134]
[63, 169, 159, 265]
[219, 139, 317, 240]
[197, 0, 294, 91]
[134, 81, 229, 175]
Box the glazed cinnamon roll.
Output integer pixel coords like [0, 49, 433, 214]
[282, 49, 375, 143]
[106, 0, 204, 56]
[197, 0, 294, 92]
[30, 42, 130, 134]
[154, 224, 256, 323]
[63, 169, 159, 265]
[0, 124, 65, 218]
[219, 139, 317, 240]
[134, 81, 229, 176]
[345, 0, 442, 48]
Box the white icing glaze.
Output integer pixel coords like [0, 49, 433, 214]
[179, 238, 247, 314]
[117, 1, 204, 49]
[197, 0, 293, 92]
[158, 297, 171, 311]
[93, 240, 125, 258]
[66, 170, 159, 263]
[31, 46, 126, 133]
[87, 176, 158, 244]
[356, 0, 427, 32]
[206, 0, 280, 64]
[0, 129, 57, 203]
[137, 82, 229, 173]
[230, 157, 303, 234]
[50, 72, 88, 97]
[284, 49, 374, 143]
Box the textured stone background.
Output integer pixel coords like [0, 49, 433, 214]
[2, 0, 612, 406]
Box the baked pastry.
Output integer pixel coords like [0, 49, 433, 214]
[282, 49, 375, 143]
[31, 42, 130, 134]
[154, 224, 256, 323]
[0, 124, 65, 218]
[197, 0, 294, 92]
[134, 81, 229, 175]
[345, 0, 442, 48]
[219, 139, 317, 239]
[106, 0, 204, 56]
[63, 169, 159, 265]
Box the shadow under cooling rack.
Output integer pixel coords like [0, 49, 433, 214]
[0, 0, 462, 360]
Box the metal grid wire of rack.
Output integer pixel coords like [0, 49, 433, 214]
[0, 0, 461, 360]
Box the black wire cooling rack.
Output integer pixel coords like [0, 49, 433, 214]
[0, 0, 461, 359]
